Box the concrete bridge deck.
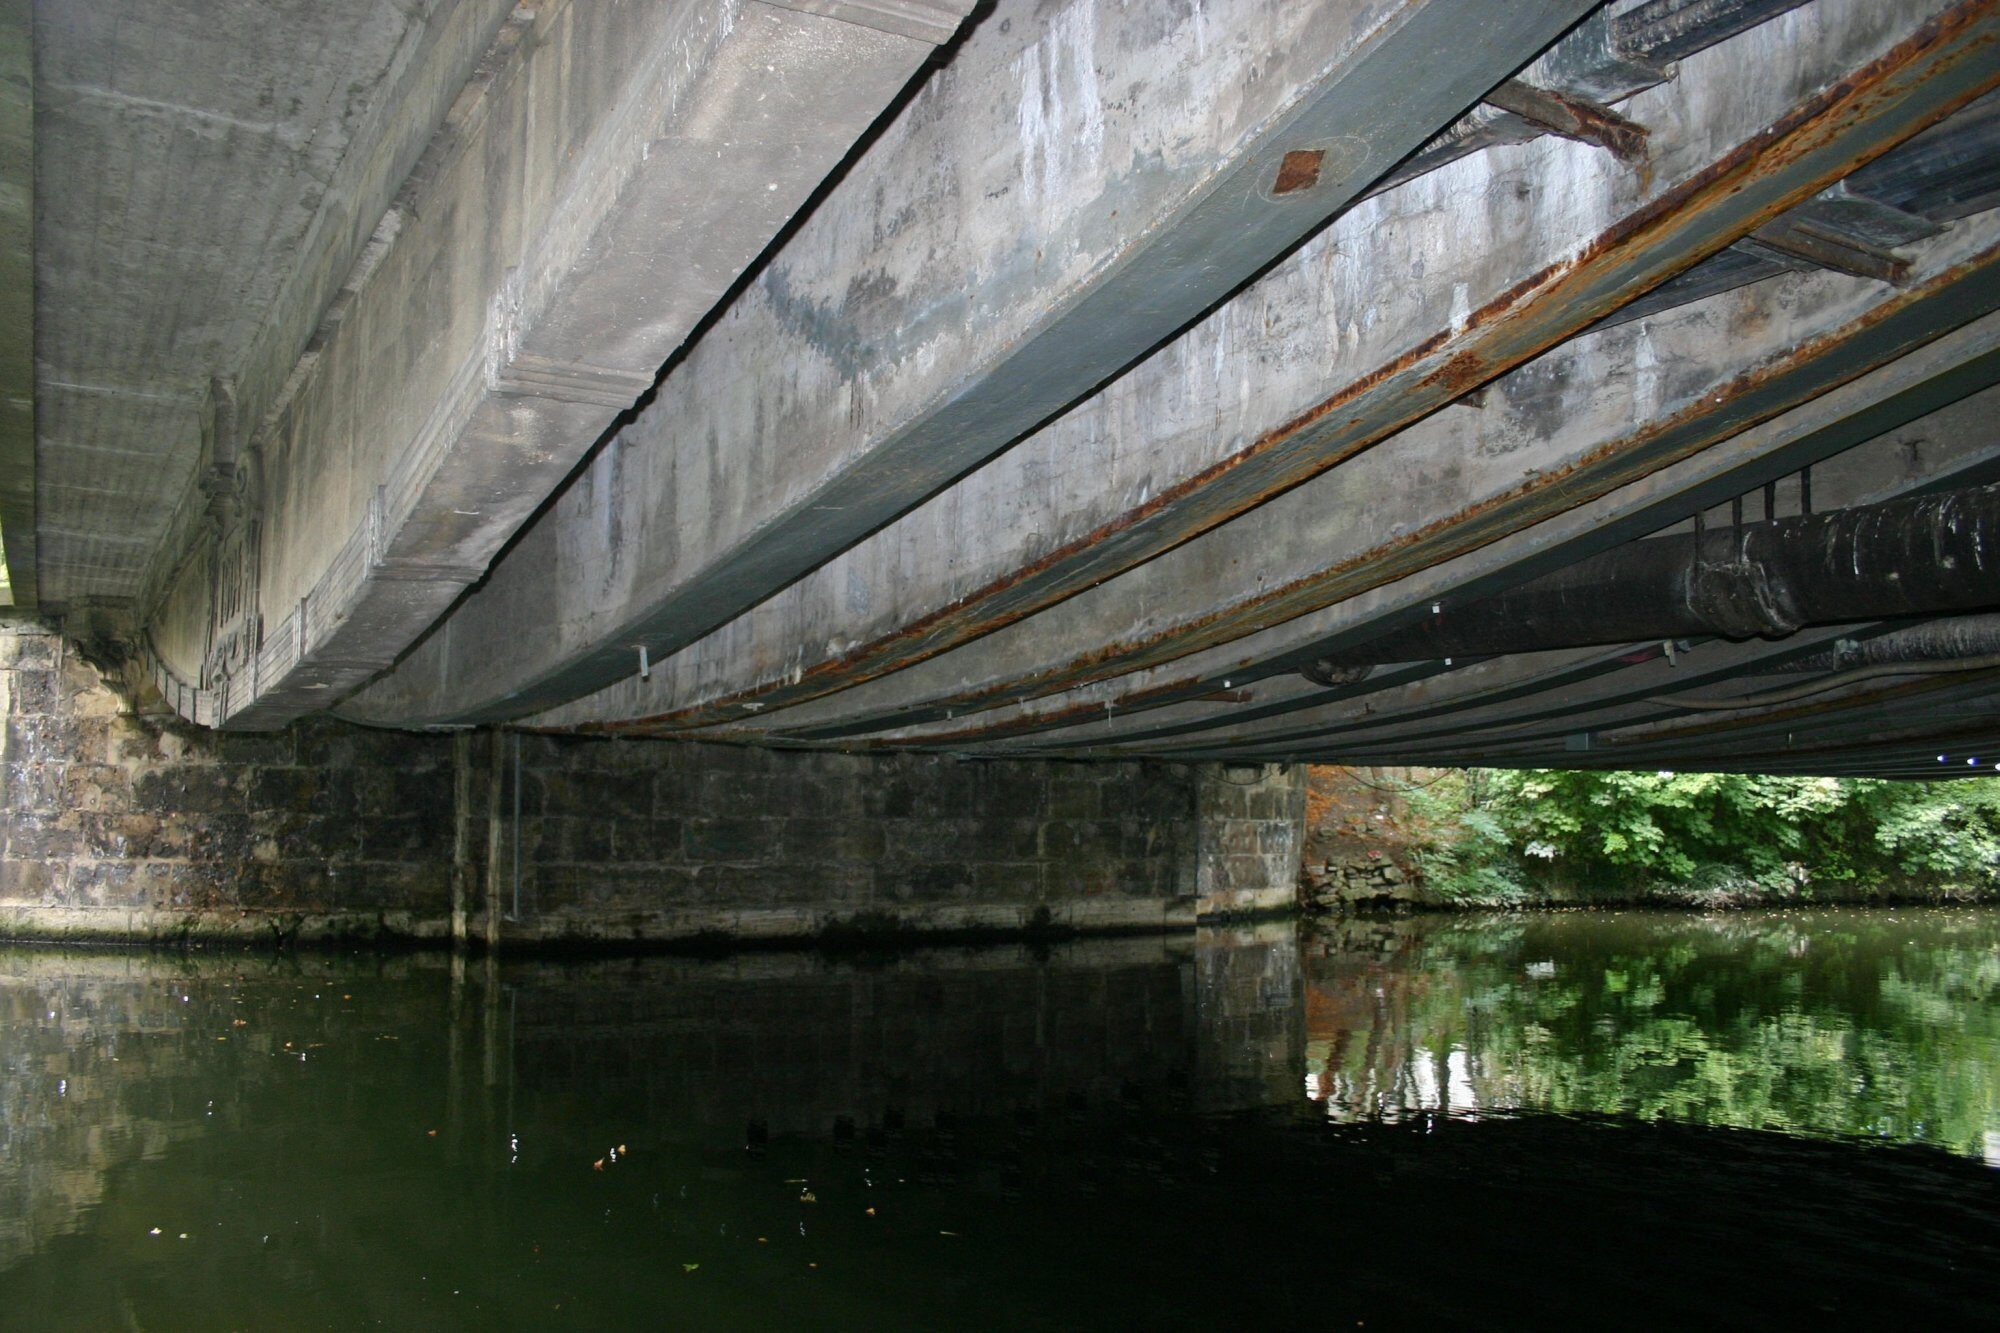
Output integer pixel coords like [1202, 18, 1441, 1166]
[9, 0, 2000, 778]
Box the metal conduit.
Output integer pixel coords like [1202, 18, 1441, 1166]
[1304, 482, 2000, 677]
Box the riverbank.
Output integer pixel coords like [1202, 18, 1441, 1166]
[1305, 873, 1997, 914]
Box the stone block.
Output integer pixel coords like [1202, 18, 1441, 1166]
[0, 856, 62, 903]
[986, 818, 1046, 861]
[969, 763, 1051, 816]
[1042, 820, 1114, 863]
[543, 769, 653, 821]
[860, 775, 923, 819]
[295, 727, 363, 769]
[0, 631, 57, 669]
[134, 765, 243, 815]
[523, 817, 564, 864]
[777, 817, 885, 865]
[876, 861, 973, 904]
[358, 815, 435, 861]
[6, 669, 58, 716]
[7, 819, 79, 860]
[273, 813, 358, 864]
[685, 817, 776, 863]
[1102, 769, 1191, 820]
[615, 817, 683, 863]
[184, 813, 255, 862]
[2, 760, 63, 811]
[66, 860, 134, 908]
[649, 766, 701, 817]
[109, 721, 170, 765]
[9, 714, 83, 758]
[213, 731, 303, 768]
[249, 766, 324, 814]
[78, 811, 169, 859]
[973, 861, 1042, 903]
[565, 817, 615, 863]
[64, 762, 138, 814]
[1046, 776, 1102, 820]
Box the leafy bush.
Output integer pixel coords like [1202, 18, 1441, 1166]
[1385, 768, 2000, 900]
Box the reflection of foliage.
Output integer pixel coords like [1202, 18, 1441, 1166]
[1309, 911, 2000, 1158]
[1394, 770, 2000, 899]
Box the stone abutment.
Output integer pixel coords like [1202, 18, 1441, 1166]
[0, 620, 1303, 947]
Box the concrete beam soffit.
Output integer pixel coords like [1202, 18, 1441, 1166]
[341, 0, 1601, 728]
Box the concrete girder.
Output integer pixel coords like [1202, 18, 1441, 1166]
[811, 246, 2000, 760]
[144, 0, 970, 728]
[0, 0, 27, 607]
[341, 0, 1600, 728]
[530, 0, 2000, 745]
[35, 0, 522, 609]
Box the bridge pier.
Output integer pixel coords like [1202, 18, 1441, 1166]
[0, 619, 1303, 948]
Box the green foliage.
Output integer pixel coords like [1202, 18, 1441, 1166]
[1391, 768, 2000, 900]
[1397, 771, 1531, 902]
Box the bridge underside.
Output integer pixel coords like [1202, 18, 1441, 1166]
[17, 0, 2000, 778]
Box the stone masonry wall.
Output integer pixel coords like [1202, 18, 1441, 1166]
[1195, 763, 1309, 917]
[0, 620, 459, 943]
[1, 619, 1304, 946]
[493, 732, 1210, 944]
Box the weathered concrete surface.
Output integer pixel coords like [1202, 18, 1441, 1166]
[0, 620, 1304, 947]
[35, 0, 516, 607]
[526, 0, 2000, 743]
[0, 0, 28, 607]
[130, 0, 963, 729]
[343, 0, 1594, 728]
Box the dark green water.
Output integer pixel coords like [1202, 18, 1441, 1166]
[2, 908, 1997, 1329]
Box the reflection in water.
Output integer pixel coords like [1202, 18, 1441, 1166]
[1, 911, 1997, 1329]
[1304, 908, 2000, 1159]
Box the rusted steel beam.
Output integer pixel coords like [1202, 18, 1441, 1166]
[340, 0, 1594, 730]
[1164, 626, 1868, 763]
[810, 286, 2000, 758]
[535, 0, 2000, 748]
[1483, 79, 1649, 161]
[1203, 653, 2000, 772]
[1748, 214, 1914, 282]
[756, 215, 2000, 750]
[1178, 613, 2000, 771]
